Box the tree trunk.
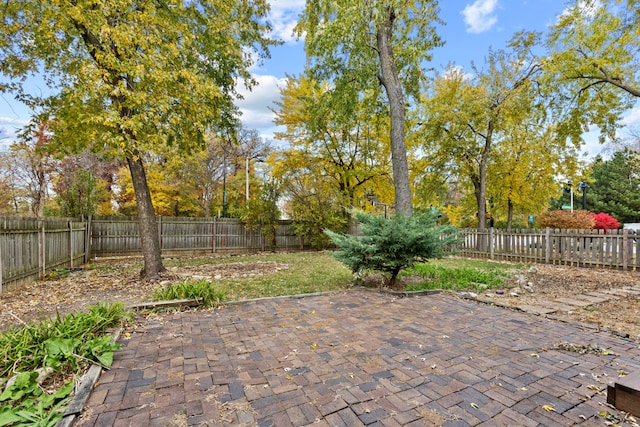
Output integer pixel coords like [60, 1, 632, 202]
[35, 167, 47, 218]
[376, 8, 412, 216]
[388, 266, 402, 289]
[127, 154, 165, 278]
[477, 167, 487, 229]
[473, 177, 486, 229]
[507, 198, 514, 230]
[476, 120, 494, 230]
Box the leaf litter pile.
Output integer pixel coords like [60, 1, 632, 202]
[0, 256, 285, 331]
[478, 264, 640, 341]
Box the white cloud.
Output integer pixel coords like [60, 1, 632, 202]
[235, 74, 288, 131]
[0, 116, 29, 145]
[461, 0, 499, 34]
[555, 0, 602, 26]
[443, 65, 474, 81]
[621, 106, 640, 127]
[0, 116, 29, 127]
[268, 0, 305, 44]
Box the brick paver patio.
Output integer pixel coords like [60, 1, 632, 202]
[76, 291, 640, 426]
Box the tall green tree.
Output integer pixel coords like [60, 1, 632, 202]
[1, 0, 275, 278]
[488, 90, 581, 228]
[52, 151, 120, 217]
[546, 0, 640, 143]
[589, 149, 640, 223]
[295, 0, 443, 215]
[242, 177, 281, 251]
[269, 148, 351, 249]
[419, 34, 545, 229]
[273, 75, 392, 213]
[55, 169, 101, 217]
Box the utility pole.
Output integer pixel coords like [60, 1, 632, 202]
[222, 138, 228, 218]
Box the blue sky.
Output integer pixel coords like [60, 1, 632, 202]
[2, 0, 639, 157]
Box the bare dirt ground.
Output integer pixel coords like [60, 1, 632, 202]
[0, 257, 284, 331]
[477, 264, 640, 341]
[1, 257, 639, 342]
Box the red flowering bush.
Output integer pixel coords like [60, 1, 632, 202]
[591, 212, 621, 230]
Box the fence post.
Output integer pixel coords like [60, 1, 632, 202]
[84, 216, 91, 263]
[157, 216, 163, 252]
[212, 217, 217, 253]
[545, 228, 551, 265]
[69, 220, 74, 269]
[622, 228, 629, 271]
[39, 220, 46, 279]
[489, 228, 494, 259]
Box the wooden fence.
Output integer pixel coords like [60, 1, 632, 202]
[0, 216, 303, 293]
[0, 217, 87, 294]
[89, 216, 303, 256]
[3, 219, 640, 294]
[457, 228, 640, 270]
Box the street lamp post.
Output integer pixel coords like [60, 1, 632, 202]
[578, 181, 588, 210]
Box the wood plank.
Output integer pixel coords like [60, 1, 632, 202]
[607, 370, 640, 417]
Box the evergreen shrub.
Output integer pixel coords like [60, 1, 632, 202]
[324, 210, 458, 288]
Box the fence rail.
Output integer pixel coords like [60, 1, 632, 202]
[0, 216, 303, 293]
[457, 228, 640, 270]
[3, 219, 639, 294]
[89, 216, 303, 256]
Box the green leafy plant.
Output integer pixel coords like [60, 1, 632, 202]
[0, 373, 40, 402]
[153, 279, 226, 308]
[0, 303, 127, 378]
[0, 378, 73, 427]
[325, 210, 459, 287]
[0, 303, 125, 427]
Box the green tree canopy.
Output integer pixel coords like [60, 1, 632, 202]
[418, 34, 556, 229]
[588, 149, 640, 223]
[296, 0, 444, 215]
[272, 74, 392, 213]
[545, 0, 640, 143]
[1, 0, 276, 277]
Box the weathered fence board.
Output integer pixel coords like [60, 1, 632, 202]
[89, 217, 303, 257]
[3, 217, 640, 294]
[0, 217, 87, 293]
[1, 216, 305, 293]
[456, 228, 637, 270]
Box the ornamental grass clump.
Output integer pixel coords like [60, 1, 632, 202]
[153, 279, 226, 308]
[325, 210, 459, 288]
